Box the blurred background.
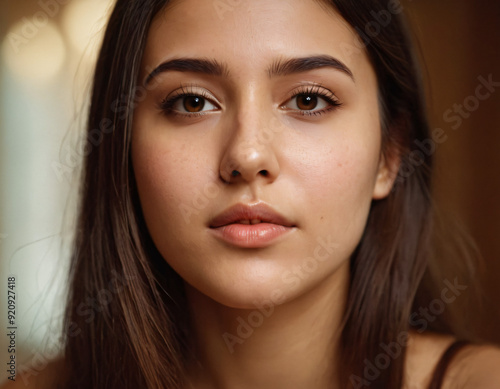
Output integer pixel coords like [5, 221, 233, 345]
[0, 0, 115, 379]
[403, 1, 500, 342]
[0, 0, 499, 381]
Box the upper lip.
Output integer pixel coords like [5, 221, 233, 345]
[209, 202, 296, 228]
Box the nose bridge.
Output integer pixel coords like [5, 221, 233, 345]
[219, 87, 280, 184]
[237, 95, 269, 149]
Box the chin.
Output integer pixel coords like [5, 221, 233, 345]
[182, 270, 298, 311]
[184, 261, 342, 312]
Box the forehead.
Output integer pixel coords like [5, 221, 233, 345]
[141, 0, 372, 82]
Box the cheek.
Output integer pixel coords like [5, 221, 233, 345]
[290, 120, 382, 245]
[131, 133, 213, 236]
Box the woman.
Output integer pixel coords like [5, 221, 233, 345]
[3, 0, 500, 388]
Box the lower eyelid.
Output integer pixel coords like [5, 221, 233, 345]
[167, 110, 209, 119]
[297, 105, 338, 116]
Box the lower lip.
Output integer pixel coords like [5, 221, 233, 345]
[209, 223, 294, 248]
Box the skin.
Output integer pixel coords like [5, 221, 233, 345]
[2, 2, 500, 389]
[132, 0, 391, 314]
[131, 1, 395, 387]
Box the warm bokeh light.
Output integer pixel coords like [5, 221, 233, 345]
[61, 0, 114, 64]
[2, 20, 66, 83]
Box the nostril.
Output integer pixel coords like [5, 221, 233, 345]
[260, 170, 268, 176]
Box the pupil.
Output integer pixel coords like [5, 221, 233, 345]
[184, 96, 204, 112]
[297, 94, 317, 110]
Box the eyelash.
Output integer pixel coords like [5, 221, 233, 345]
[282, 85, 342, 117]
[159, 84, 342, 118]
[159, 85, 218, 118]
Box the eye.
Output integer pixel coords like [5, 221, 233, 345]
[159, 86, 220, 117]
[281, 86, 342, 116]
[170, 95, 218, 113]
[286, 94, 329, 111]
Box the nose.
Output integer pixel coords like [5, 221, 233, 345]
[219, 105, 281, 185]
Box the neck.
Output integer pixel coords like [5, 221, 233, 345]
[185, 262, 350, 389]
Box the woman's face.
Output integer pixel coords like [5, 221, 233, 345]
[132, 0, 396, 308]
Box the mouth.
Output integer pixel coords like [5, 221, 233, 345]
[216, 219, 277, 226]
[208, 202, 296, 248]
[209, 202, 295, 228]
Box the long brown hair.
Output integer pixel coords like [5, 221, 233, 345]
[61, 1, 475, 388]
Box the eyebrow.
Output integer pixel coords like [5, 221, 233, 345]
[144, 58, 229, 85]
[268, 55, 354, 81]
[145, 54, 354, 85]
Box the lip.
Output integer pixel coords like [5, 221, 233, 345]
[209, 202, 296, 248]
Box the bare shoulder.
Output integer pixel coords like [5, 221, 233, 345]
[442, 343, 500, 389]
[405, 330, 457, 387]
[405, 330, 500, 388]
[0, 357, 65, 389]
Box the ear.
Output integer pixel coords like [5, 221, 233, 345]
[372, 150, 400, 200]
